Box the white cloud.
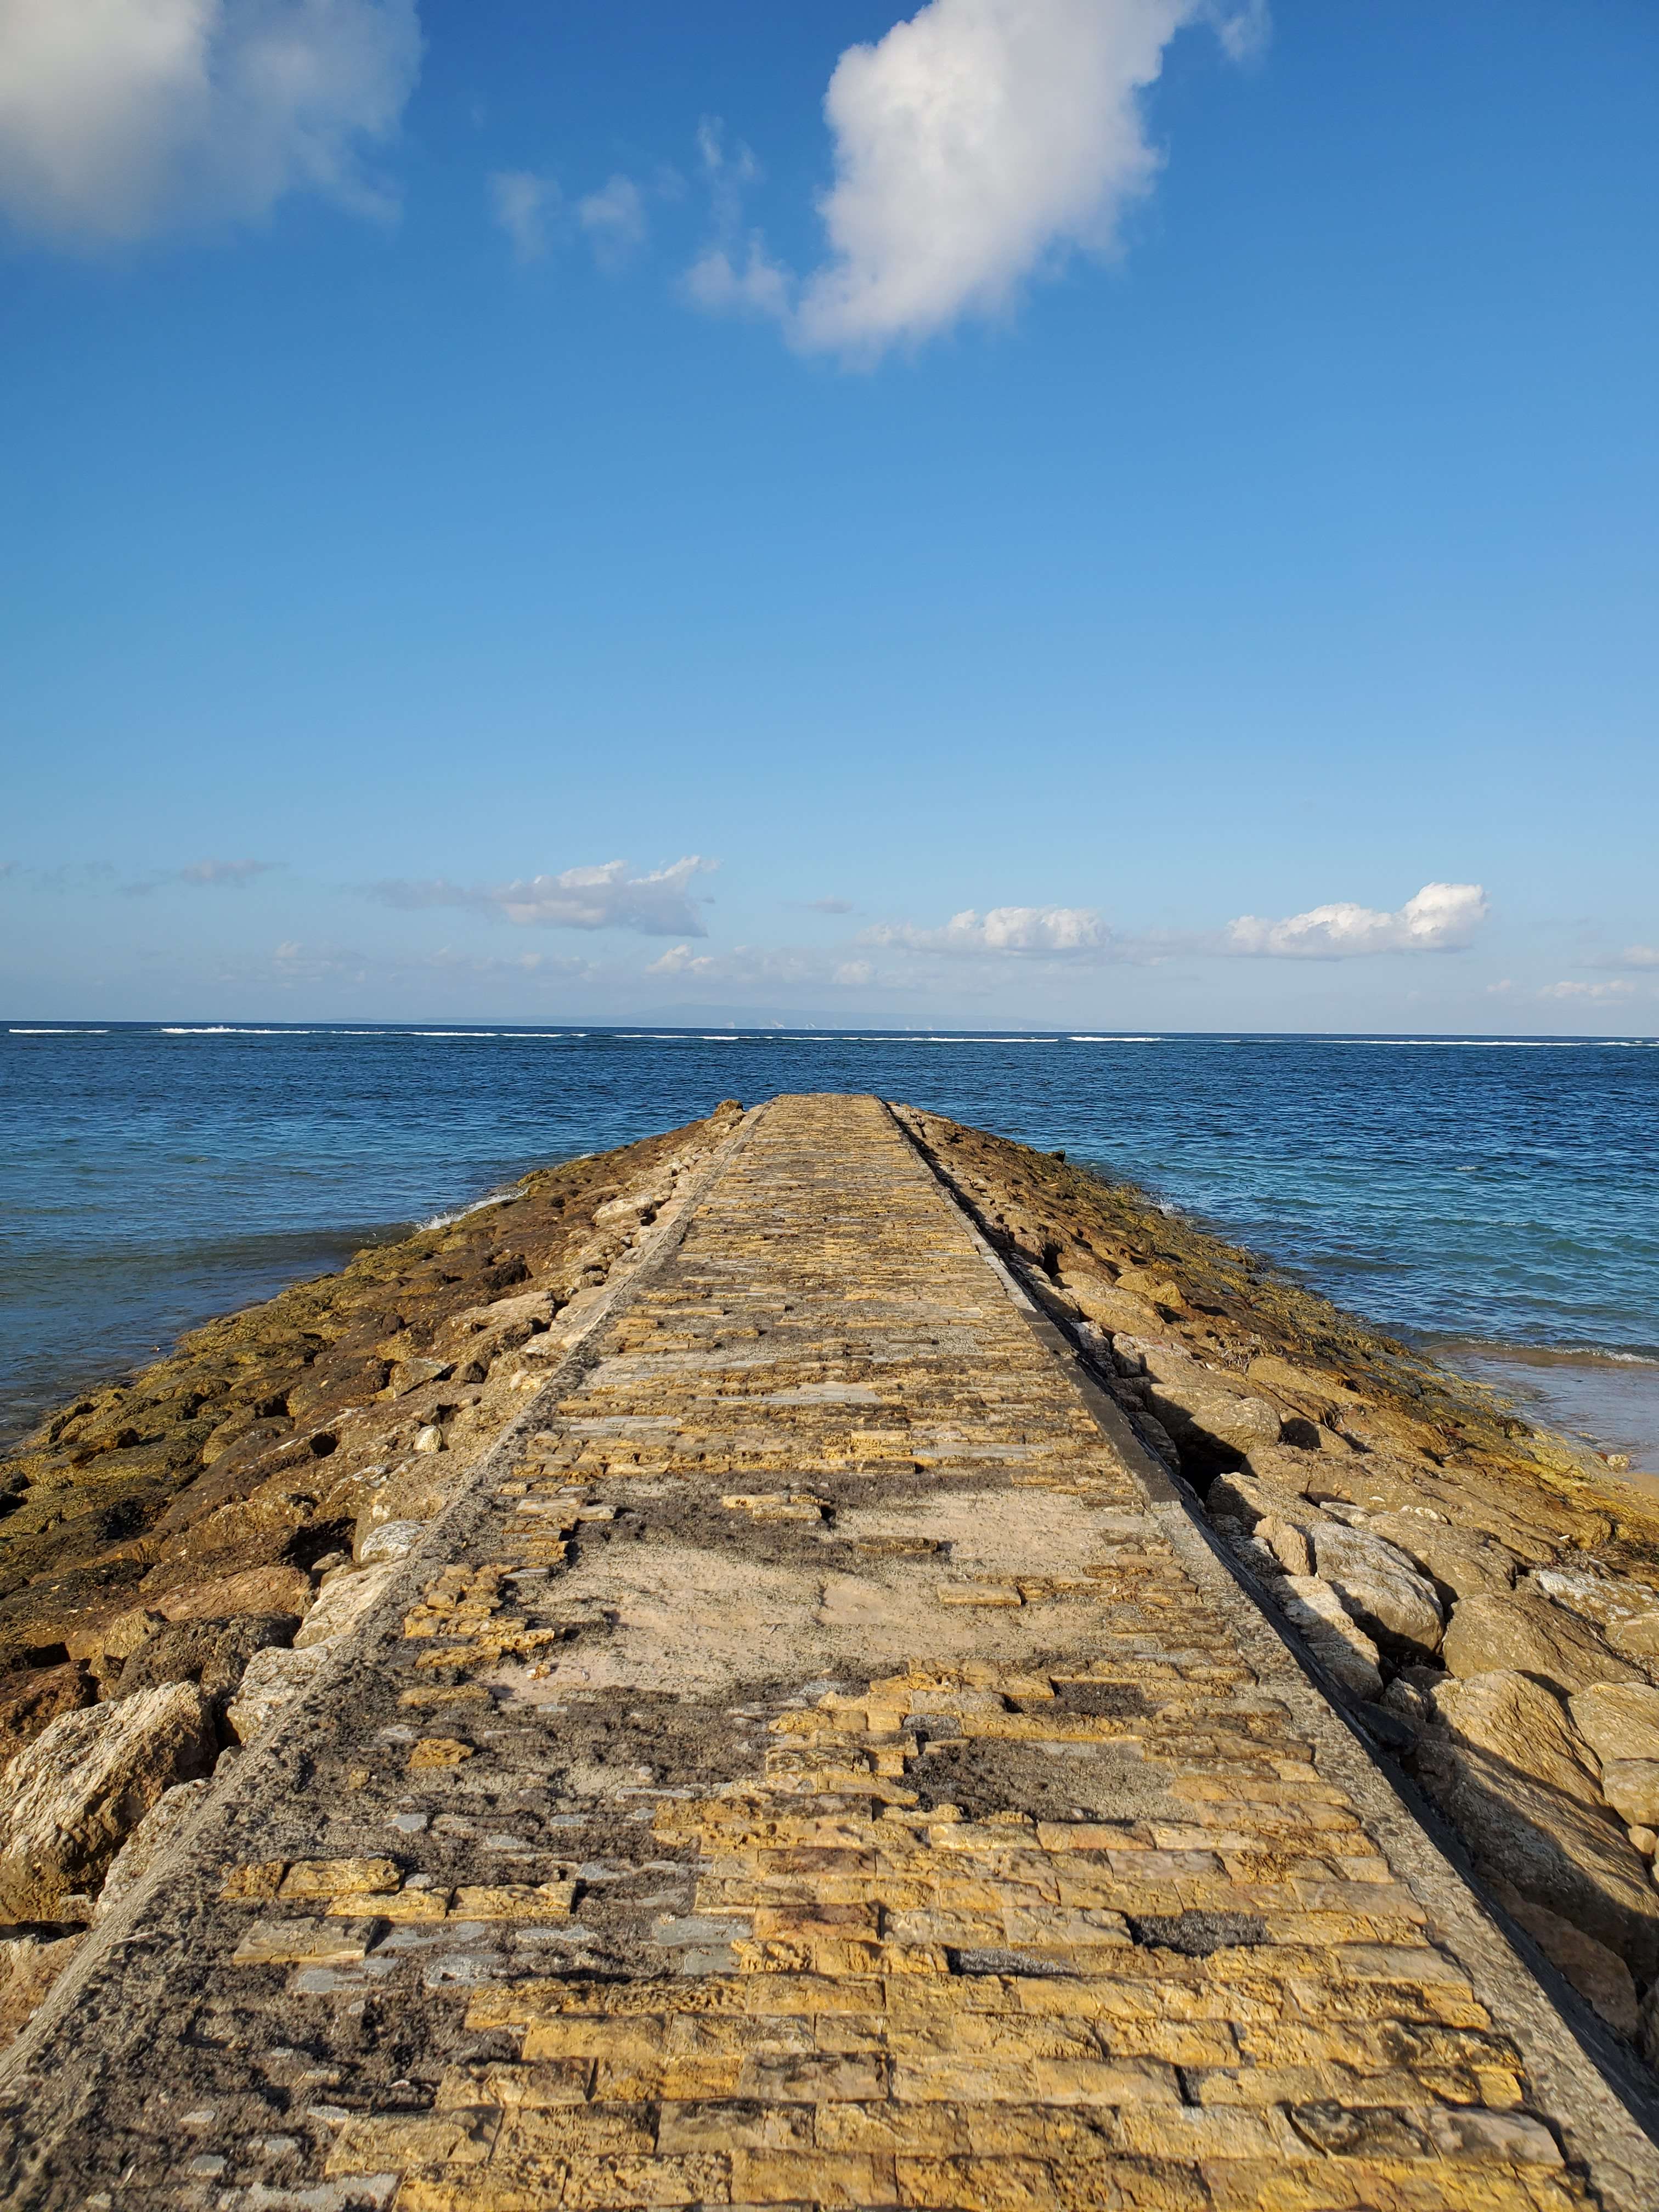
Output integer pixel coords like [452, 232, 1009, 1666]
[578, 172, 646, 268]
[1539, 979, 1637, 1003]
[368, 857, 715, 937]
[490, 167, 558, 262]
[865, 905, 1113, 956]
[685, 234, 791, 318]
[1608, 945, 1659, 971]
[1224, 882, 1488, 959]
[0, 0, 422, 246]
[766, 0, 1263, 357]
[647, 944, 715, 976]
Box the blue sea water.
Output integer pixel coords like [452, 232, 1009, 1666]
[2, 1024, 1657, 1464]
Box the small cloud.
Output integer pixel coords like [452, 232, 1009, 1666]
[124, 857, 281, 896]
[1223, 882, 1488, 958]
[368, 856, 716, 937]
[647, 944, 716, 975]
[799, 896, 854, 915]
[1539, 979, 1637, 1002]
[1597, 944, 1659, 971]
[1486, 979, 1515, 996]
[490, 168, 559, 262]
[865, 905, 1112, 957]
[833, 960, 874, 988]
[685, 236, 791, 319]
[578, 173, 647, 268]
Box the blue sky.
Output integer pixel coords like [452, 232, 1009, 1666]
[2, 0, 1655, 1030]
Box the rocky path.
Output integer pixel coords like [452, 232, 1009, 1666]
[2, 1093, 1655, 2210]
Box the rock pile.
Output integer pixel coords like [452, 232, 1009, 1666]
[901, 1109, 1659, 2069]
[0, 1102, 744, 2040]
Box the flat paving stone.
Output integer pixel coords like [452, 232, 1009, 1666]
[1, 1094, 1656, 2209]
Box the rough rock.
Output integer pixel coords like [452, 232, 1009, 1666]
[160, 1562, 314, 1623]
[1305, 1523, 1443, 1655]
[1568, 1682, 1659, 1765]
[355, 1519, 425, 1566]
[1420, 1671, 1659, 1981]
[1055, 1270, 1163, 1336]
[291, 1560, 400, 1650]
[1146, 1376, 1280, 1460]
[223, 1643, 331, 1745]
[1361, 1514, 1518, 1602]
[1441, 1594, 1647, 1695]
[1256, 1514, 1314, 1577]
[0, 1934, 84, 2043]
[1244, 1354, 1369, 1413]
[0, 1683, 216, 1920]
[114, 1613, 297, 1702]
[1275, 1577, 1384, 1700]
[94, 1776, 211, 1922]
[1493, 1883, 1641, 2038]
[1527, 1566, 1659, 1631]
[1599, 1762, 1659, 1829]
[1609, 1612, 1659, 1666]
[0, 1663, 95, 1770]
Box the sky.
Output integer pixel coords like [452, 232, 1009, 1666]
[1, 0, 1656, 1032]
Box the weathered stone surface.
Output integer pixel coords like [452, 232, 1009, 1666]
[223, 1641, 331, 1744]
[291, 1560, 400, 1650]
[1494, 1883, 1642, 2036]
[114, 1612, 297, 1701]
[1054, 1270, 1162, 1336]
[1305, 1521, 1444, 1654]
[1124, 1344, 1281, 1459]
[354, 1518, 425, 1565]
[0, 1938, 83, 2045]
[1601, 1761, 1659, 1829]
[94, 1777, 210, 1921]
[1442, 1592, 1647, 1693]
[0, 1665, 94, 1771]
[1571, 1681, 1659, 1765]
[1275, 1575, 1384, 1699]
[1362, 1511, 1519, 1601]
[1422, 1670, 1659, 1979]
[0, 1683, 216, 1920]
[1244, 1353, 1369, 1412]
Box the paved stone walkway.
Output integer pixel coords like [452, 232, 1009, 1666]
[2, 1095, 1655, 2209]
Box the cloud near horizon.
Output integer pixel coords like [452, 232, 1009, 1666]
[368, 857, 715, 936]
[862, 882, 1489, 963]
[0, 0, 422, 246]
[124, 857, 281, 895]
[1223, 882, 1488, 958]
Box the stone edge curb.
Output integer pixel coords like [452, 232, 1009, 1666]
[0, 1102, 773, 2185]
[885, 1099, 1659, 2211]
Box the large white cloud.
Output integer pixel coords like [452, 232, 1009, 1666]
[369, 858, 715, 938]
[1224, 882, 1489, 958]
[0, 0, 421, 245]
[742, 0, 1262, 357]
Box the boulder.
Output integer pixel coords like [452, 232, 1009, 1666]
[95, 1776, 211, 1922]
[291, 1560, 400, 1651]
[1599, 1762, 1659, 1829]
[1056, 1271, 1164, 1338]
[1527, 1566, 1657, 1630]
[1306, 1524, 1443, 1656]
[1361, 1515, 1517, 1604]
[1609, 1613, 1659, 1666]
[1275, 1577, 1384, 1700]
[115, 1614, 297, 1703]
[1568, 1682, 1659, 1765]
[0, 1664, 95, 1771]
[1419, 1671, 1659, 1981]
[151, 1563, 314, 1625]
[1491, 1884, 1640, 2038]
[1245, 1355, 1369, 1414]
[1115, 1266, 1186, 1312]
[224, 1643, 330, 1745]
[1441, 1594, 1646, 1695]
[1256, 1515, 1313, 1577]
[356, 1519, 425, 1566]
[1143, 1366, 1282, 1459]
[0, 1683, 216, 1921]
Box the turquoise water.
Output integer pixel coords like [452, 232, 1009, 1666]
[3, 1024, 1656, 1462]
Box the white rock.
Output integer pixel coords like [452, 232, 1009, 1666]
[356, 1519, 425, 1566]
[412, 1424, 445, 1453]
[1307, 1523, 1443, 1654]
[292, 1560, 401, 1650]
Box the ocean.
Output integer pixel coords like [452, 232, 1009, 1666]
[3, 1024, 1656, 1468]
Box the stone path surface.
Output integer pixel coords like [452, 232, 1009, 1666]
[3, 1094, 1656, 2209]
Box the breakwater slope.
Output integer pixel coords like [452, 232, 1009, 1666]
[1, 1096, 1657, 2207]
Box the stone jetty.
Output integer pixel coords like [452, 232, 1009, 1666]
[3, 1094, 1659, 2208]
